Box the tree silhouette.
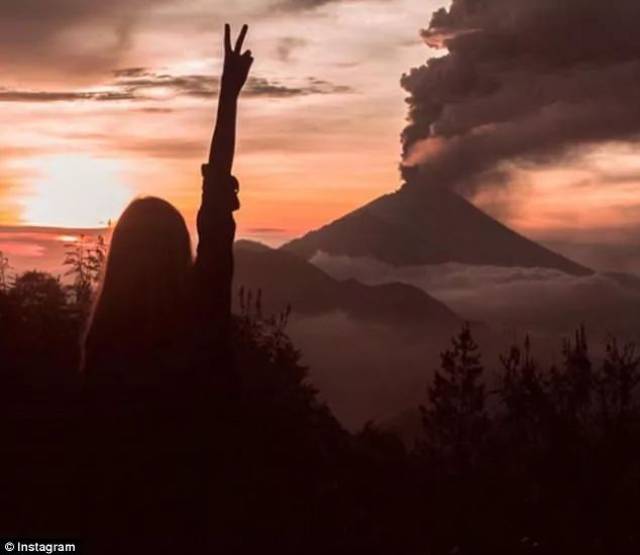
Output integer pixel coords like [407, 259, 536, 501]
[419, 324, 487, 467]
[11, 271, 67, 316]
[596, 338, 640, 438]
[233, 286, 319, 419]
[1, 271, 78, 385]
[4, 244, 640, 553]
[0, 250, 11, 292]
[499, 336, 549, 448]
[548, 325, 594, 432]
[210, 288, 355, 552]
[63, 234, 106, 308]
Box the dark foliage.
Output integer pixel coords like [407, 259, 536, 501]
[415, 325, 640, 554]
[63, 234, 106, 309]
[419, 324, 488, 467]
[1, 251, 640, 554]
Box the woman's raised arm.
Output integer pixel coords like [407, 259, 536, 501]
[208, 23, 253, 176]
[194, 24, 253, 369]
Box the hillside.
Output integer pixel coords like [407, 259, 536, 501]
[233, 240, 460, 330]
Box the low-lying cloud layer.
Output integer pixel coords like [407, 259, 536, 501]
[401, 0, 640, 194]
[311, 252, 640, 338]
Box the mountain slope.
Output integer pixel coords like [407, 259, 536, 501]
[282, 184, 592, 276]
[233, 240, 465, 428]
[233, 240, 460, 330]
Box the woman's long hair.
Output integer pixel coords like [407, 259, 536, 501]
[82, 197, 192, 376]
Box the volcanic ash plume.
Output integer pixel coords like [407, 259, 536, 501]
[401, 0, 640, 193]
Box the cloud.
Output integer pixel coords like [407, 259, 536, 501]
[112, 70, 217, 98]
[401, 0, 640, 195]
[136, 107, 175, 114]
[0, 70, 353, 104]
[310, 252, 640, 338]
[274, 0, 346, 11]
[112, 67, 149, 78]
[544, 239, 640, 276]
[273, 0, 391, 13]
[0, 90, 135, 103]
[0, 0, 177, 76]
[276, 37, 308, 62]
[244, 76, 353, 97]
[113, 138, 205, 159]
[246, 227, 288, 234]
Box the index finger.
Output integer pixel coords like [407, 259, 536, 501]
[224, 23, 231, 53]
[234, 24, 248, 54]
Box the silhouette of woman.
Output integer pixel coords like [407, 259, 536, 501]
[80, 24, 253, 554]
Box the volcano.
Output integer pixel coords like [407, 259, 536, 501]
[282, 184, 592, 276]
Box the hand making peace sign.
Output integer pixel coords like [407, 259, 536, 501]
[221, 24, 254, 98]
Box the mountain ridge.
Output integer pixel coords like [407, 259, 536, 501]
[233, 239, 460, 330]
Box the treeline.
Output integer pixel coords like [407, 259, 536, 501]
[1, 239, 640, 554]
[414, 324, 640, 554]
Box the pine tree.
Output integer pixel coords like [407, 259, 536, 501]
[596, 338, 640, 436]
[420, 324, 487, 465]
[549, 326, 594, 430]
[499, 336, 548, 446]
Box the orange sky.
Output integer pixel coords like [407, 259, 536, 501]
[1, 0, 639, 261]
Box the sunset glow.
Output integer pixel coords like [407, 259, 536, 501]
[0, 0, 639, 271]
[21, 156, 131, 229]
[4, 5, 640, 551]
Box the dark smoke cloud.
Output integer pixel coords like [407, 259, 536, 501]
[401, 0, 640, 194]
